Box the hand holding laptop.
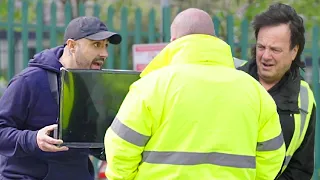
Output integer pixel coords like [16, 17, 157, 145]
[36, 124, 69, 152]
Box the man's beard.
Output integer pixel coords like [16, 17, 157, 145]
[75, 55, 104, 69]
[75, 58, 91, 69]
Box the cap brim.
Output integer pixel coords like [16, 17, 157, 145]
[85, 31, 122, 45]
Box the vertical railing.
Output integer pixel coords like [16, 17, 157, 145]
[22, 1, 29, 68]
[64, 1, 72, 35]
[78, 3, 85, 16]
[213, 16, 220, 37]
[106, 6, 115, 69]
[240, 19, 249, 60]
[50, 2, 57, 48]
[93, 3, 100, 18]
[227, 15, 234, 55]
[7, 0, 15, 79]
[148, 8, 156, 43]
[134, 8, 142, 44]
[162, 6, 171, 42]
[36, 1, 43, 53]
[312, 25, 320, 180]
[120, 7, 128, 70]
[0, 25, 1, 77]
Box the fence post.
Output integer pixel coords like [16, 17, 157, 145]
[7, 0, 15, 79]
[227, 15, 234, 55]
[22, 1, 29, 68]
[240, 19, 249, 60]
[50, 2, 57, 48]
[312, 25, 320, 180]
[64, 1, 72, 28]
[148, 8, 156, 43]
[93, 3, 100, 18]
[134, 8, 142, 44]
[213, 16, 220, 38]
[0, 27, 1, 77]
[36, 0, 44, 53]
[106, 6, 115, 69]
[162, 6, 171, 42]
[120, 7, 128, 69]
[78, 2, 85, 16]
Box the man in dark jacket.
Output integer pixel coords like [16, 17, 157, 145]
[236, 3, 316, 180]
[0, 16, 121, 180]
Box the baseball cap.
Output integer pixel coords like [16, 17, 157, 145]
[63, 16, 122, 45]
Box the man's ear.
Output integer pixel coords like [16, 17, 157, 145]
[291, 45, 299, 62]
[66, 39, 76, 53]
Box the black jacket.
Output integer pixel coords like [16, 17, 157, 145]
[238, 60, 315, 180]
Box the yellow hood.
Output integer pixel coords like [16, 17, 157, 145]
[140, 34, 235, 77]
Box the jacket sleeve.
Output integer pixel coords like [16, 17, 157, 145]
[277, 104, 316, 180]
[256, 90, 286, 180]
[104, 83, 154, 180]
[0, 76, 39, 157]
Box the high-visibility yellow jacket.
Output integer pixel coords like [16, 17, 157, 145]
[104, 34, 286, 180]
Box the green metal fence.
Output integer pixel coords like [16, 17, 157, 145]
[0, 0, 320, 179]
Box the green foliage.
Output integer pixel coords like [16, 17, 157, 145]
[245, 0, 320, 31]
[0, 0, 37, 23]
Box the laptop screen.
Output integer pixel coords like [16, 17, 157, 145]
[58, 69, 140, 148]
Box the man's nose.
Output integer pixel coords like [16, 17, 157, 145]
[262, 49, 272, 60]
[100, 48, 108, 59]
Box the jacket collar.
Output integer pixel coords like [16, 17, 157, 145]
[140, 34, 235, 77]
[240, 60, 301, 113]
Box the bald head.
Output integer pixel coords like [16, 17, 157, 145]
[170, 8, 215, 41]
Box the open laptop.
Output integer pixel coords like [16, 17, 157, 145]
[56, 68, 140, 148]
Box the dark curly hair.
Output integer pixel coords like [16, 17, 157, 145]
[251, 3, 306, 69]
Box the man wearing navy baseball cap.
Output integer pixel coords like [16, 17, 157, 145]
[61, 16, 122, 69]
[64, 16, 121, 44]
[0, 16, 120, 180]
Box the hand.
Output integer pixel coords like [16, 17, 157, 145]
[36, 124, 69, 152]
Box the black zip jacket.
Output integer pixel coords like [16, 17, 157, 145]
[238, 60, 316, 180]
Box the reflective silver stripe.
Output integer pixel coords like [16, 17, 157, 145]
[299, 85, 309, 138]
[257, 133, 284, 151]
[281, 85, 309, 170]
[110, 117, 150, 147]
[233, 57, 247, 68]
[283, 155, 292, 166]
[142, 151, 256, 169]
